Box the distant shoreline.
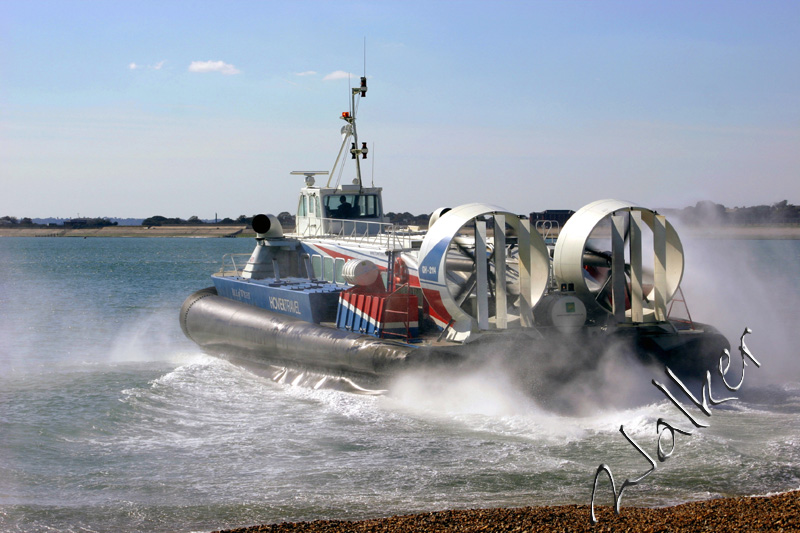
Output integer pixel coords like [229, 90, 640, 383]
[1, 224, 800, 240]
[679, 225, 800, 240]
[0, 225, 254, 238]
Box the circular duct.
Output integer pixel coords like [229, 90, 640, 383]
[252, 214, 284, 238]
[428, 207, 452, 229]
[552, 199, 684, 321]
[417, 203, 550, 340]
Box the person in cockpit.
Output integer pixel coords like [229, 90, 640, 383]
[334, 195, 353, 218]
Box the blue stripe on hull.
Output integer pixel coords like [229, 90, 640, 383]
[212, 276, 342, 323]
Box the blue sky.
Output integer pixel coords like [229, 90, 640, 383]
[2, 1, 798, 219]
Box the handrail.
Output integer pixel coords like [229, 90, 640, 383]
[217, 253, 251, 277]
[293, 216, 423, 251]
[535, 219, 560, 243]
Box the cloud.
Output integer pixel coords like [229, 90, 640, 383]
[129, 60, 167, 71]
[295, 70, 317, 77]
[323, 70, 354, 81]
[188, 60, 241, 75]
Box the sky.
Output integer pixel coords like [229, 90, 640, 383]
[2, 0, 799, 219]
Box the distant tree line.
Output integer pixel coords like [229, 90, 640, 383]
[1, 216, 33, 225]
[6, 202, 799, 230]
[385, 212, 430, 227]
[140, 211, 432, 228]
[0, 216, 117, 228]
[64, 217, 118, 228]
[0, 212, 484, 230]
[671, 200, 800, 226]
[141, 214, 255, 226]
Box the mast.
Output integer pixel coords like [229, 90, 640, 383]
[327, 76, 368, 190]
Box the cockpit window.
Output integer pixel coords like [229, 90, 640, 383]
[324, 194, 381, 219]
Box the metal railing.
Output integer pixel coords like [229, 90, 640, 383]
[217, 253, 252, 277]
[294, 216, 423, 251]
[535, 219, 560, 243]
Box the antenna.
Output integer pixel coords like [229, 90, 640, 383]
[371, 142, 374, 187]
[290, 170, 329, 187]
[327, 48, 370, 190]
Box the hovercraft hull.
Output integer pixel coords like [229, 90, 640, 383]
[180, 287, 728, 391]
[180, 287, 462, 380]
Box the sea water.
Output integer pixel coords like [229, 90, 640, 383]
[1, 236, 798, 532]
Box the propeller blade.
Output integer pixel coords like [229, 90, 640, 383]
[454, 272, 478, 306]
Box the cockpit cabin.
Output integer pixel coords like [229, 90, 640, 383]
[295, 183, 385, 236]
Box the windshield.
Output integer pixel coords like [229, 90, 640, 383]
[324, 194, 381, 219]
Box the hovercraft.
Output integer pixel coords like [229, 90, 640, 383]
[180, 76, 728, 393]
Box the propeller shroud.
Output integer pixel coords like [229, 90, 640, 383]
[552, 199, 684, 323]
[417, 203, 550, 341]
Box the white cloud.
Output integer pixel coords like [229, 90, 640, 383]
[323, 70, 354, 81]
[188, 60, 241, 75]
[295, 70, 317, 77]
[129, 60, 167, 71]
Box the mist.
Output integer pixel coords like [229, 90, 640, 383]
[679, 235, 800, 386]
[383, 235, 799, 420]
[388, 332, 667, 420]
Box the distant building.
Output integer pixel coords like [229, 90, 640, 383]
[529, 209, 575, 226]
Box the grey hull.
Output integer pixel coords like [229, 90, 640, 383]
[180, 287, 729, 398]
[180, 287, 462, 379]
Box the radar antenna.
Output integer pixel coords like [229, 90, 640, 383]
[290, 170, 328, 187]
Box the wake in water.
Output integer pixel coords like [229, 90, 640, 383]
[382, 335, 667, 417]
[269, 366, 386, 395]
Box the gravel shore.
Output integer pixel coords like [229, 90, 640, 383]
[215, 490, 799, 532]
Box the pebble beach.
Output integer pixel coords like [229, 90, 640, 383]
[216, 491, 799, 533]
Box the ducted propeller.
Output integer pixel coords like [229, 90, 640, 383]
[417, 204, 550, 341]
[553, 200, 684, 324]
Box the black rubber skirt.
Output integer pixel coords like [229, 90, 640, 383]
[180, 287, 460, 379]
